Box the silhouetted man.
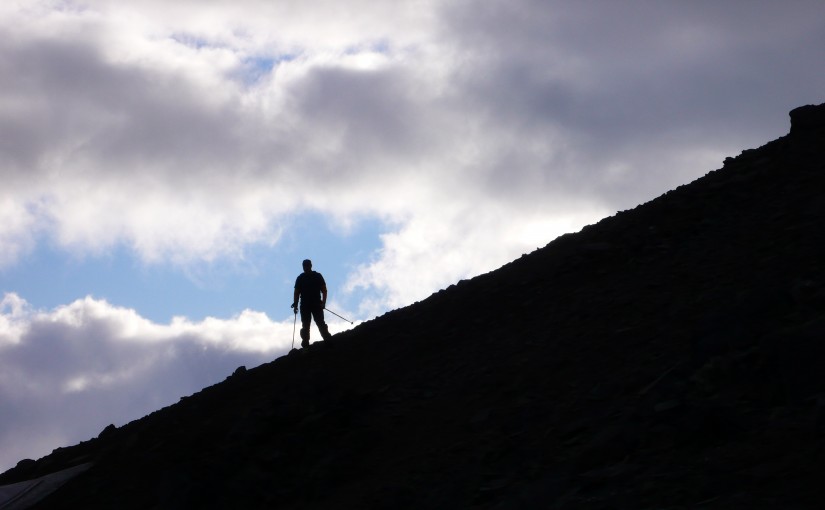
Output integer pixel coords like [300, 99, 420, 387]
[292, 259, 332, 348]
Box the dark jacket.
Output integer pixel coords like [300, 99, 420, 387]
[294, 271, 326, 306]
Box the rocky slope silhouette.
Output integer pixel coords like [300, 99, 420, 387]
[2, 104, 825, 509]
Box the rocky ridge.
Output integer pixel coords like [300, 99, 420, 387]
[2, 103, 825, 509]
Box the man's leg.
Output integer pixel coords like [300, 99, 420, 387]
[311, 307, 332, 341]
[299, 307, 312, 348]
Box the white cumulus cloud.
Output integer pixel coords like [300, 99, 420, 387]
[0, 292, 342, 472]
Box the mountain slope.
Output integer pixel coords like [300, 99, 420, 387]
[3, 103, 825, 509]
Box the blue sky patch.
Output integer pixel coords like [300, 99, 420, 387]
[0, 213, 387, 324]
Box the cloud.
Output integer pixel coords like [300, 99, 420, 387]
[0, 292, 307, 472]
[344, 198, 608, 315]
[0, 1, 440, 267]
[1, 0, 823, 295]
[0, 199, 38, 268]
[328, 0, 825, 309]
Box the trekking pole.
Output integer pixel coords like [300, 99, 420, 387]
[324, 307, 353, 324]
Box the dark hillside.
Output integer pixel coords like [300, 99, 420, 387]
[3, 103, 825, 509]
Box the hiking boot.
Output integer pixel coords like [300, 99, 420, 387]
[301, 339, 309, 349]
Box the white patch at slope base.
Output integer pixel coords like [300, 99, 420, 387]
[0, 462, 92, 510]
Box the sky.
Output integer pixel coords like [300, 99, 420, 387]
[1, 0, 824, 473]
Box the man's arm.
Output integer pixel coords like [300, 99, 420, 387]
[321, 283, 328, 308]
[293, 275, 301, 309]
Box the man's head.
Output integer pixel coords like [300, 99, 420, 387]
[302, 259, 312, 272]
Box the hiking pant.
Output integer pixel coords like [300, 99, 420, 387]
[300, 304, 331, 343]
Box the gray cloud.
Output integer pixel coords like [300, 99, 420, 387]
[0, 0, 822, 295]
[0, 293, 297, 472]
[291, 65, 437, 169]
[0, 33, 251, 181]
[436, 0, 825, 206]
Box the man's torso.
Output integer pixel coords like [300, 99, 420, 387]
[295, 271, 325, 304]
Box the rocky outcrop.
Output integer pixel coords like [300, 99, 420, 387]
[790, 103, 825, 134]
